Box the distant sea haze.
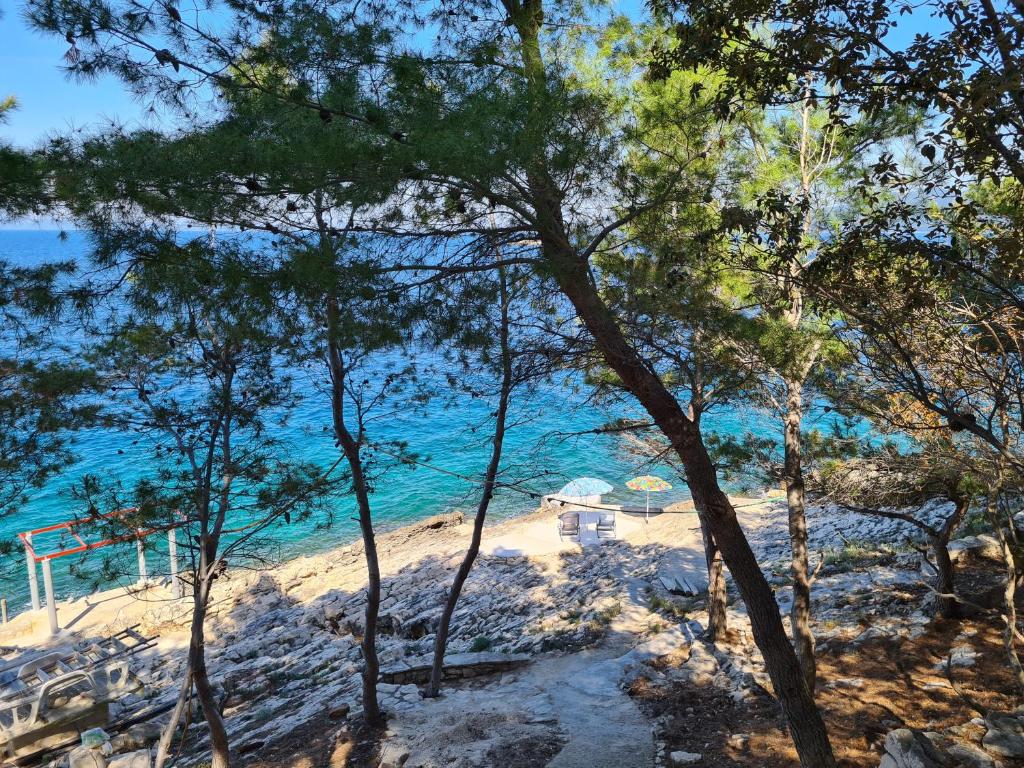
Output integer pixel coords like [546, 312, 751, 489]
[0, 230, 764, 614]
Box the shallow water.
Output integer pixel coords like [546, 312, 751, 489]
[0, 230, 774, 616]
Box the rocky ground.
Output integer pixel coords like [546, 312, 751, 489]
[4, 497, 1024, 768]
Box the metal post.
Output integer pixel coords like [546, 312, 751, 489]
[41, 558, 58, 636]
[24, 534, 40, 611]
[168, 528, 181, 597]
[1, 598, 8, 624]
[136, 536, 148, 585]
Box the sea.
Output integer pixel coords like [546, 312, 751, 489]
[0, 230, 778, 618]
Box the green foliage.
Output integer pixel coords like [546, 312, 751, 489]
[69, 228, 340, 579]
[822, 541, 909, 574]
[655, 0, 1023, 186]
[707, 420, 862, 492]
[645, 590, 689, 619]
[0, 255, 99, 537]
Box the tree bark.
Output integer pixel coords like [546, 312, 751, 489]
[783, 380, 815, 693]
[843, 499, 968, 619]
[701, 524, 728, 641]
[327, 299, 383, 725]
[932, 497, 969, 619]
[426, 260, 514, 697]
[154, 665, 193, 768]
[190, 579, 230, 768]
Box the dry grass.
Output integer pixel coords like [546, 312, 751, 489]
[632, 610, 1024, 767]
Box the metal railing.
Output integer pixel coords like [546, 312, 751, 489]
[17, 510, 182, 636]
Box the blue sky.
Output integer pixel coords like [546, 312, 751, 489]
[2, 0, 944, 163]
[1, 7, 155, 148]
[2, 1, 654, 150]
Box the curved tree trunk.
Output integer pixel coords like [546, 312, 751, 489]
[932, 497, 969, 619]
[535, 226, 836, 767]
[154, 663, 193, 768]
[426, 260, 514, 698]
[783, 380, 815, 693]
[327, 299, 383, 726]
[506, 4, 835, 763]
[190, 579, 230, 768]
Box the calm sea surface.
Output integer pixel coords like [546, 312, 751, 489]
[0, 230, 781, 615]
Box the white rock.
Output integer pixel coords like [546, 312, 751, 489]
[67, 747, 106, 768]
[947, 742, 996, 768]
[669, 751, 702, 765]
[983, 712, 1024, 758]
[945, 645, 978, 668]
[948, 535, 1002, 563]
[878, 728, 946, 768]
[107, 751, 151, 768]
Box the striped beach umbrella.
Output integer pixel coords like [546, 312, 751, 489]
[626, 475, 672, 521]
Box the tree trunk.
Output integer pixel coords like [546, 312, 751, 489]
[931, 534, 958, 620]
[985, 490, 1024, 695]
[542, 249, 836, 766]
[426, 261, 514, 698]
[154, 666, 193, 768]
[701, 523, 728, 641]
[327, 300, 383, 725]
[425, 419, 506, 697]
[932, 497, 969, 619]
[783, 380, 815, 693]
[506, 4, 835, 763]
[190, 580, 230, 768]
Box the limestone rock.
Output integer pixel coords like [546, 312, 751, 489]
[676, 643, 718, 686]
[948, 535, 1002, 564]
[377, 742, 410, 768]
[379, 651, 530, 685]
[983, 711, 1024, 758]
[328, 703, 350, 720]
[657, 549, 710, 596]
[877, 728, 948, 768]
[67, 747, 107, 768]
[107, 751, 152, 768]
[669, 751, 702, 765]
[109, 723, 162, 753]
[946, 741, 996, 768]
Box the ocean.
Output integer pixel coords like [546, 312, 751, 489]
[0, 230, 773, 617]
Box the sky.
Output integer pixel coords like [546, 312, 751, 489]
[1, 0, 944, 228]
[1, 7, 156, 148]
[5, 0, 644, 150]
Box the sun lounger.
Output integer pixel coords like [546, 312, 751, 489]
[596, 512, 616, 539]
[557, 511, 581, 541]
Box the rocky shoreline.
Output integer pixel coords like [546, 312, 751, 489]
[3, 498, 1023, 767]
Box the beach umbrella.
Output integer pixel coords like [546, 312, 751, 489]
[557, 477, 613, 498]
[626, 475, 672, 521]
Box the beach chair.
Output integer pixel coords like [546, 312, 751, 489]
[596, 512, 616, 539]
[0, 628, 150, 759]
[557, 511, 580, 541]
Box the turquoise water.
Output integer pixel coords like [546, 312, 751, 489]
[0, 230, 774, 616]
